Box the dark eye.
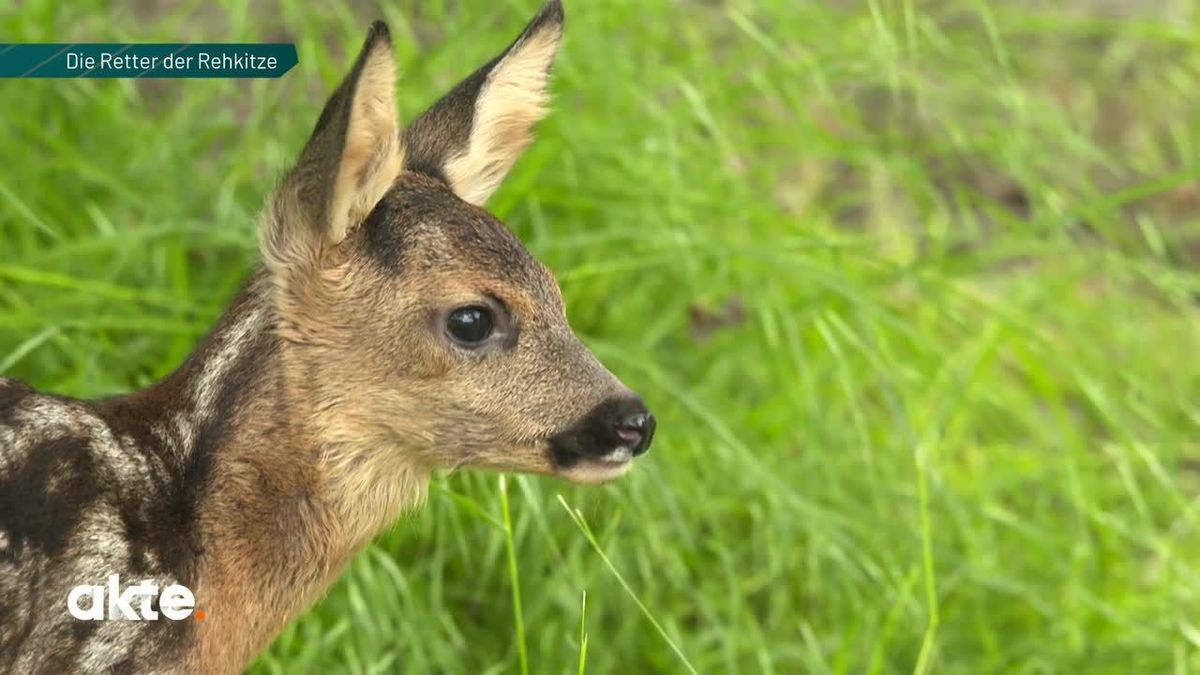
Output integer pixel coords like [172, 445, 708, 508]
[446, 305, 494, 346]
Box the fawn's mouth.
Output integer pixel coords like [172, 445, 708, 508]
[549, 444, 636, 485]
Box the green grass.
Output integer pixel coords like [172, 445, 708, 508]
[2, 0, 1199, 672]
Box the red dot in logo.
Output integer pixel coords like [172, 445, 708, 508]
[194, 609, 206, 622]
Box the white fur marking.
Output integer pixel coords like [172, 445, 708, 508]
[191, 305, 266, 420]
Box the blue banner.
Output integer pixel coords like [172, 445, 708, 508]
[0, 44, 298, 78]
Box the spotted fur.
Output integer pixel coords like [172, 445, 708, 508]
[0, 277, 273, 673]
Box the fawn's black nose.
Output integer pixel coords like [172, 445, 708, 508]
[615, 411, 656, 456]
[548, 396, 657, 467]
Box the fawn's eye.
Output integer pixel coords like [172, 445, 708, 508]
[446, 305, 494, 346]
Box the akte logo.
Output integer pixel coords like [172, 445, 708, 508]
[67, 574, 205, 622]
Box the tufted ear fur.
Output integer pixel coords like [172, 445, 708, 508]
[401, 0, 564, 206]
[261, 21, 403, 271]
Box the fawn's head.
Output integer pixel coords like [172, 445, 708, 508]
[259, 1, 653, 491]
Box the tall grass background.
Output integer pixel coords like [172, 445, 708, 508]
[1, 0, 1198, 672]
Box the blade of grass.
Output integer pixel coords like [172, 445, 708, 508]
[577, 590, 588, 675]
[498, 475, 529, 675]
[0, 325, 57, 373]
[557, 494, 699, 675]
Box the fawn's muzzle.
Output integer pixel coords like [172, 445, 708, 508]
[549, 396, 655, 466]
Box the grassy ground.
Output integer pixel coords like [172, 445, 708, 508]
[2, 0, 1199, 672]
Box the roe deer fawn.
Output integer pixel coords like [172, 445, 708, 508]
[0, 2, 655, 672]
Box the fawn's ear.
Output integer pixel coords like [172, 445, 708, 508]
[402, 0, 564, 206]
[263, 21, 402, 268]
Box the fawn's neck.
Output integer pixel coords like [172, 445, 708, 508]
[119, 270, 427, 673]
